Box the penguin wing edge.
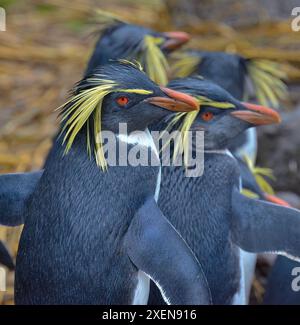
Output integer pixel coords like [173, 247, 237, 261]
[231, 187, 300, 259]
[124, 196, 212, 305]
[0, 170, 43, 226]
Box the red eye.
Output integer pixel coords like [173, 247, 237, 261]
[116, 96, 129, 106]
[201, 112, 214, 121]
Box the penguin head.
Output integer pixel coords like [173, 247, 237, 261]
[173, 50, 288, 107]
[194, 51, 246, 99]
[87, 22, 190, 84]
[101, 23, 190, 56]
[59, 61, 198, 169]
[167, 77, 281, 150]
[173, 51, 246, 99]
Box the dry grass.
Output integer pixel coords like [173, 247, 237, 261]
[0, 0, 300, 304]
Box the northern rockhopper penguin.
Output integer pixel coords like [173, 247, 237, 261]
[14, 62, 211, 305]
[86, 16, 190, 84]
[0, 16, 191, 226]
[173, 51, 289, 298]
[149, 77, 300, 305]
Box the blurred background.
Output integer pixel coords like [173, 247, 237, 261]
[0, 0, 300, 305]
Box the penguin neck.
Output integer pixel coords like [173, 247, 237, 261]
[55, 125, 159, 168]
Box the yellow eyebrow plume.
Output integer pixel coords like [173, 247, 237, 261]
[57, 69, 154, 171]
[172, 53, 201, 78]
[246, 59, 288, 108]
[165, 94, 235, 166]
[141, 35, 170, 86]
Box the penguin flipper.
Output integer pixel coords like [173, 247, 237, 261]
[0, 171, 43, 226]
[124, 197, 211, 305]
[231, 187, 300, 259]
[0, 240, 14, 270]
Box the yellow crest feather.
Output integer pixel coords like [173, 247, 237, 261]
[247, 59, 288, 108]
[172, 53, 201, 78]
[164, 94, 235, 166]
[241, 188, 260, 199]
[57, 68, 153, 171]
[243, 155, 275, 195]
[141, 35, 169, 85]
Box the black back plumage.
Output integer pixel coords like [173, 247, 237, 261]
[194, 51, 247, 100]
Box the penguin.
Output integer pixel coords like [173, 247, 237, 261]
[0, 17, 190, 226]
[85, 19, 190, 83]
[173, 50, 288, 298]
[14, 62, 211, 305]
[148, 77, 300, 305]
[264, 256, 300, 305]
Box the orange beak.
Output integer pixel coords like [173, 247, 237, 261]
[145, 86, 199, 112]
[161, 31, 191, 51]
[231, 102, 281, 125]
[264, 193, 292, 208]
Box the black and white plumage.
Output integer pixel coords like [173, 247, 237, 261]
[147, 77, 300, 305]
[14, 62, 211, 305]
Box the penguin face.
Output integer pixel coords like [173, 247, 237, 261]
[82, 64, 196, 133]
[191, 105, 250, 150]
[101, 86, 198, 133]
[101, 23, 190, 59]
[167, 77, 281, 150]
[62, 61, 198, 137]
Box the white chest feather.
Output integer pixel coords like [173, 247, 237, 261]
[232, 248, 247, 305]
[118, 129, 161, 202]
[119, 130, 161, 305]
[132, 270, 150, 305]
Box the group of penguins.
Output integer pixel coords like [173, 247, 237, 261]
[0, 13, 300, 305]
